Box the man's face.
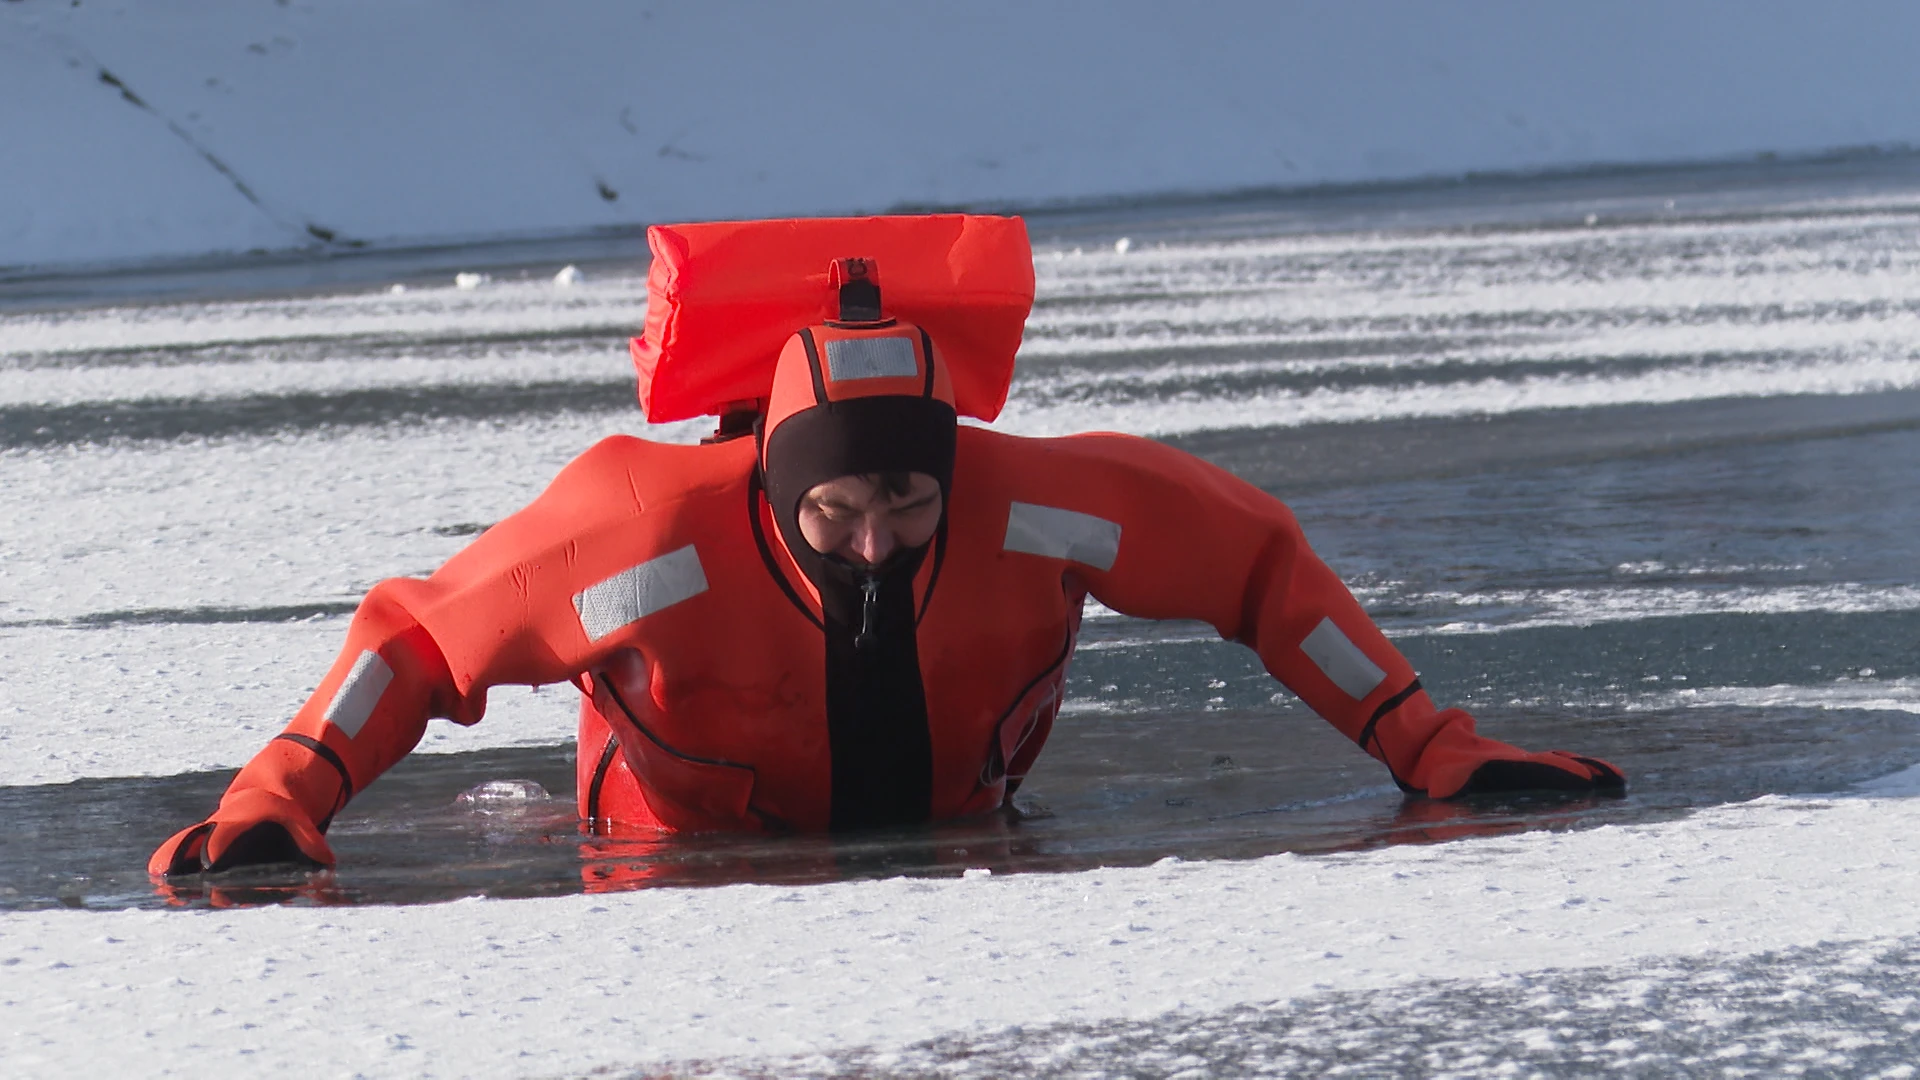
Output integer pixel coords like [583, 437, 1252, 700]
[796, 472, 943, 568]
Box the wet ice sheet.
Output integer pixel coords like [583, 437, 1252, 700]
[9, 191, 1920, 628]
[9, 682, 1920, 913]
[0, 621, 578, 786]
[7, 790, 1920, 1078]
[7, 199, 1920, 631]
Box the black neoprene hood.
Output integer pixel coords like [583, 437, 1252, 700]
[754, 362, 959, 832]
[760, 393, 957, 581]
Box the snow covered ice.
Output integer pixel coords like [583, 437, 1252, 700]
[8, 164, 1920, 1076]
[11, 796, 1920, 1075]
[8, 1, 1920, 270]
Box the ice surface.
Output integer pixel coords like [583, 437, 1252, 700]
[0, 347, 628, 410]
[1406, 583, 1920, 634]
[0, 275, 647, 358]
[10, 203, 1918, 626]
[729, 939, 1920, 1076]
[8, 3, 1920, 268]
[1000, 353, 1920, 438]
[1624, 678, 1920, 717]
[0, 620, 581, 787]
[7, 792, 1920, 1076]
[0, 408, 719, 626]
[6, 176, 1920, 1076]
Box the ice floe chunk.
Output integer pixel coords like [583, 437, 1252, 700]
[456, 779, 551, 808]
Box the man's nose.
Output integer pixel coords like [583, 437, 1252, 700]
[849, 518, 895, 566]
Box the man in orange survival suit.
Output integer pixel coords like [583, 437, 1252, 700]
[151, 259, 1623, 874]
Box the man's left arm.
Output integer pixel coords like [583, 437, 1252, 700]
[1053, 434, 1623, 797]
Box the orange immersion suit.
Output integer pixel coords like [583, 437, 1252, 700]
[151, 217, 1620, 876]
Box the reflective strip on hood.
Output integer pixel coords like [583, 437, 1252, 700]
[323, 650, 394, 739]
[825, 336, 919, 382]
[1002, 502, 1122, 571]
[574, 545, 709, 642]
[1300, 617, 1388, 700]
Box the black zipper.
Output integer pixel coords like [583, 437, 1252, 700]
[855, 572, 881, 649]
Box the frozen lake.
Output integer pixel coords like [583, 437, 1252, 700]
[4, 158, 1920, 1076]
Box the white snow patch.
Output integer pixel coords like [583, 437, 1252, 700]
[1625, 678, 1920, 718]
[0, 273, 647, 360]
[0, 622, 579, 788]
[6, 793, 1920, 1075]
[0, 415, 709, 626]
[995, 355, 1920, 440]
[1403, 583, 1920, 635]
[9, 2, 1920, 268]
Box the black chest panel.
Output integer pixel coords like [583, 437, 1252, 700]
[818, 562, 935, 830]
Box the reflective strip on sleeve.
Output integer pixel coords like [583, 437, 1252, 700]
[573, 545, 709, 642]
[825, 336, 918, 382]
[323, 650, 394, 740]
[1300, 617, 1388, 700]
[1002, 502, 1122, 571]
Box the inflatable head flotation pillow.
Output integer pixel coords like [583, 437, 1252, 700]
[629, 214, 1034, 425]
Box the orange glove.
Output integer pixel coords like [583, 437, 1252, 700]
[1404, 711, 1625, 799]
[149, 735, 347, 876]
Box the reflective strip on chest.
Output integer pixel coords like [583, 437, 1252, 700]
[323, 650, 394, 739]
[574, 545, 709, 642]
[825, 336, 918, 382]
[1300, 617, 1387, 700]
[1003, 502, 1122, 571]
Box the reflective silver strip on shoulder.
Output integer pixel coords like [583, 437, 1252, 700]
[323, 650, 394, 740]
[1003, 502, 1122, 571]
[825, 336, 918, 382]
[574, 544, 709, 643]
[1301, 617, 1388, 700]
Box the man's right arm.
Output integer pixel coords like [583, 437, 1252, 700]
[149, 437, 657, 876]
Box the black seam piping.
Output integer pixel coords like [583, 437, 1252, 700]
[747, 468, 824, 630]
[918, 327, 936, 398]
[272, 732, 354, 831]
[1356, 678, 1424, 793]
[980, 621, 1076, 785]
[800, 327, 828, 405]
[600, 677, 757, 773]
[914, 518, 949, 628]
[1357, 677, 1424, 752]
[585, 733, 620, 822]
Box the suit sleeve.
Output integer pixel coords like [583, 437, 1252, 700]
[226, 437, 651, 827]
[1048, 433, 1462, 791]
